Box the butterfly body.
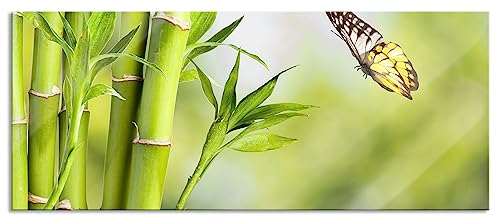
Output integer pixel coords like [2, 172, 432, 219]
[326, 12, 419, 100]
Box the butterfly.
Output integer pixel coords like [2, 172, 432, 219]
[326, 12, 419, 100]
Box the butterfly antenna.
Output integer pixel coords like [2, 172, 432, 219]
[331, 30, 343, 40]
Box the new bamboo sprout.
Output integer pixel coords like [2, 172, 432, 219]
[125, 12, 190, 209]
[12, 12, 28, 210]
[28, 12, 63, 210]
[102, 12, 150, 209]
[176, 59, 313, 209]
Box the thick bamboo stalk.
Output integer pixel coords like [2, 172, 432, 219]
[125, 12, 190, 209]
[102, 12, 150, 209]
[12, 12, 28, 210]
[58, 12, 89, 210]
[28, 12, 63, 210]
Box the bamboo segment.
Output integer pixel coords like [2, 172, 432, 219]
[102, 12, 150, 209]
[28, 12, 63, 210]
[125, 12, 190, 209]
[12, 13, 28, 210]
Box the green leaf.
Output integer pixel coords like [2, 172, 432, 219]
[70, 24, 90, 85]
[228, 65, 298, 129]
[21, 12, 74, 59]
[185, 16, 243, 61]
[232, 112, 306, 137]
[187, 12, 217, 45]
[59, 12, 76, 49]
[184, 42, 269, 71]
[62, 75, 73, 121]
[91, 25, 140, 77]
[191, 59, 219, 118]
[226, 133, 297, 152]
[90, 52, 164, 78]
[179, 69, 198, 83]
[88, 12, 117, 58]
[83, 83, 125, 105]
[179, 67, 222, 86]
[235, 103, 318, 129]
[219, 52, 240, 120]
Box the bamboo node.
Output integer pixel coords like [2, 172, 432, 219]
[56, 199, 73, 210]
[112, 75, 144, 82]
[29, 86, 61, 99]
[153, 12, 191, 30]
[12, 118, 28, 125]
[132, 122, 172, 147]
[59, 106, 90, 114]
[28, 192, 48, 204]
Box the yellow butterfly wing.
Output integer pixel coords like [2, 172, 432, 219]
[365, 42, 419, 100]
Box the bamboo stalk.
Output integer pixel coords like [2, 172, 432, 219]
[58, 12, 89, 210]
[58, 110, 89, 209]
[12, 12, 28, 210]
[28, 12, 63, 210]
[125, 12, 190, 209]
[102, 12, 150, 209]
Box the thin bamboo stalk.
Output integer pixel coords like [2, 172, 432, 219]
[12, 12, 28, 210]
[58, 12, 89, 210]
[125, 12, 190, 209]
[58, 110, 89, 209]
[28, 12, 63, 210]
[102, 12, 150, 209]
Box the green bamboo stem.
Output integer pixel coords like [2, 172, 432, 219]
[28, 12, 63, 210]
[125, 11, 190, 209]
[45, 104, 84, 209]
[58, 12, 89, 210]
[58, 110, 89, 209]
[12, 12, 28, 210]
[176, 121, 227, 209]
[102, 12, 150, 209]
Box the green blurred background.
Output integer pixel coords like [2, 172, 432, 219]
[20, 12, 488, 209]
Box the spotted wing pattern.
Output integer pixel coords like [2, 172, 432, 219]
[326, 11, 384, 62]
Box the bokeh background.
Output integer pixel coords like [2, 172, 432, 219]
[20, 12, 488, 209]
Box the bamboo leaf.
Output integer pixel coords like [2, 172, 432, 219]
[186, 16, 243, 61]
[232, 112, 306, 138]
[90, 52, 164, 78]
[59, 12, 76, 49]
[187, 12, 217, 45]
[226, 133, 297, 152]
[184, 42, 269, 71]
[228, 65, 298, 129]
[62, 75, 73, 121]
[179, 67, 222, 86]
[70, 24, 90, 84]
[190, 60, 218, 117]
[179, 69, 198, 83]
[234, 103, 318, 129]
[91, 25, 140, 76]
[21, 12, 74, 58]
[219, 52, 240, 120]
[87, 12, 117, 58]
[83, 84, 125, 105]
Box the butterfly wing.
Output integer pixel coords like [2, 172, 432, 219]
[367, 42, 419, 99]
[326, 11, 384, 63]
[326, 12, 419, 100]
